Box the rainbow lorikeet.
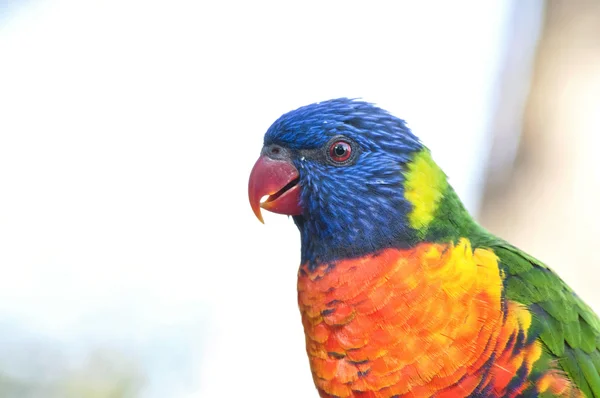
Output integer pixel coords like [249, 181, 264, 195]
[248, 99, 600, 398]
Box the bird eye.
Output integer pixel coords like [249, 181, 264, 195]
[328, 141, 352, 163]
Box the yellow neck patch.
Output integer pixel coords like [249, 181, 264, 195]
[403, 149, 448, 231]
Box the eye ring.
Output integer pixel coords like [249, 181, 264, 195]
[328, 140, 353, 163]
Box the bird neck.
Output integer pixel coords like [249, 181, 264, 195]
[294, 185, 483, 271]
[294, 149, 485, 270]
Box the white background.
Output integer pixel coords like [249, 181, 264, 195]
[0, 1, 541, 396]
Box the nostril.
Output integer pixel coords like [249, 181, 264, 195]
[264, 145, 286, 159]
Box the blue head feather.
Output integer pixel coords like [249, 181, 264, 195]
[264, 98, 423, 268]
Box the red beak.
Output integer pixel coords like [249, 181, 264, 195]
[248, 156, 302, 223]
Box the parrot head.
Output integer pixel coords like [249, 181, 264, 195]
[248, 98, 460, 267]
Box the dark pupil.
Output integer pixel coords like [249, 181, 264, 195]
[334, 144, 347, 157]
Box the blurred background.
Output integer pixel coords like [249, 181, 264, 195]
[0, 0, 598, 397]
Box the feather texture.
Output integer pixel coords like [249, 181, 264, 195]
[298, 239, 588, 397]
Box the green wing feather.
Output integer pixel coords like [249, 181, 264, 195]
[423, 183, 600, 395]
[483, 238, 600, 397]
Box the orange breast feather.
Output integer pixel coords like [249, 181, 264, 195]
[297, 239, 578, 398]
